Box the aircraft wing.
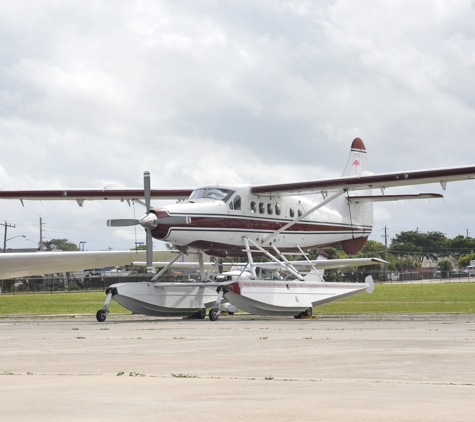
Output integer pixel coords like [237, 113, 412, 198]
[132, 258, 386, 270]
[251, 165, 475, 196]
[0, 250, 166, 279]
[0, 187, 194, 202]
[133, 261, 218, 268]
[252, 257, 386, 270]
[2, 166, 474, 201]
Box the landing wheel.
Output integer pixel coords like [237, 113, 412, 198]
[96, 309, 107, 322]
[228, 312, 234, 315]
[196, 308, 206, 319]
[303, 307, 313, 317]
[294, 313, 303, 319]
[209, 308, 219, 321]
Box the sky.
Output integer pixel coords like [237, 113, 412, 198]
[1, 0, 475, 252]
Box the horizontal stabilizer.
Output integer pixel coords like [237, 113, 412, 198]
[348, 193, 443, 203]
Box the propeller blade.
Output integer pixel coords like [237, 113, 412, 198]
[146, 228, 153, 273]
[144, 171, 151, 212]
[144, 171, 154, 273]
[107, 219, 140, 227]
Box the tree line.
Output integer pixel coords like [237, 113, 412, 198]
[318, 230, 475, 271]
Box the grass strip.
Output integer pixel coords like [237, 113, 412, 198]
[0, 283, 474, 315]
[318, 283, 475, 314]
[0, 291, 129, 315]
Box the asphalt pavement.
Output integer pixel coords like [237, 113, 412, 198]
[1, 313, 474, 421]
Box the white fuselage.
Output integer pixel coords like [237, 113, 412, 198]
[150, 184, 373, 256]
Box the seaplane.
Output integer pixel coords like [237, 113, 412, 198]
[1, 138, 475, 321]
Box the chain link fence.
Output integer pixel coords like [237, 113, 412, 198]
[0, 272, 194, 294]
[326, 268, 473, 284]
[1, 267, 473, 294]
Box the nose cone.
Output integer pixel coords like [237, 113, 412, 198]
[139, 212, 158, 230]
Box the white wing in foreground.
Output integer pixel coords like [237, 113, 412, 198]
[0, 250, 165, 279]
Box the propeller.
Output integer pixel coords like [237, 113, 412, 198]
[143, 171, 153, 273]
[107, 171, 156, 273]
[106, 171, 191, 274]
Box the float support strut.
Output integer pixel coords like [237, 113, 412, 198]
[102, 291, 113, 314]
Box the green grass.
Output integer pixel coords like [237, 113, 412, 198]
[317, 282, 475, 314]
[0, 291, 129, 315]
[0, 283, 474, 315]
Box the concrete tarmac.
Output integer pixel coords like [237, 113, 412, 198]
[1, 313, 474, 421]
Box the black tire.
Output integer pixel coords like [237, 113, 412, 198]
[209, 308, 219, 321]
[196, 308, 206, 319]
[228, 312, 234, 315]
[303, 307, 313, 317]
[294, 313, 303, 319]
[96, 310, 106, 322]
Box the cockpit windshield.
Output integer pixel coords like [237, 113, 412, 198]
[189, 187, 234, 202]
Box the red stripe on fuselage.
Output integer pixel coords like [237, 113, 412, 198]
[151, 213, 369, 240]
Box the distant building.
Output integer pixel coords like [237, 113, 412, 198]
[422, 256, 459, 269]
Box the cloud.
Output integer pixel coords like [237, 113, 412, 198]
[1, 0, 474, 250]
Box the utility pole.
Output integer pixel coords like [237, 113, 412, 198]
[382, 225, 389, 281]
[2, 221, 16, 253]
[39, 216, 44, 251]
[384, 225, 388, 280]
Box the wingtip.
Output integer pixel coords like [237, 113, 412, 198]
[351, 137, 366, 151]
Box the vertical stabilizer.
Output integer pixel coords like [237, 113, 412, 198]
[339, 138, 373, 254]
[341, 138, 370, 177]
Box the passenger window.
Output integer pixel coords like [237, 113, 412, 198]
[233, 195, 241, 210]
[259, 202, 265, 214]
[250, 202, 257, 213]
[229, 201, 234, 210]
[275, 204, 281, 215]
[298, 208, 303, 218]
[267, 203, 273, 215]
[289, 207, 294, 218]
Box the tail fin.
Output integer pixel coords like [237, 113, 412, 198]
[341, 138, 370, 177]
[338, 138, 373, 254]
